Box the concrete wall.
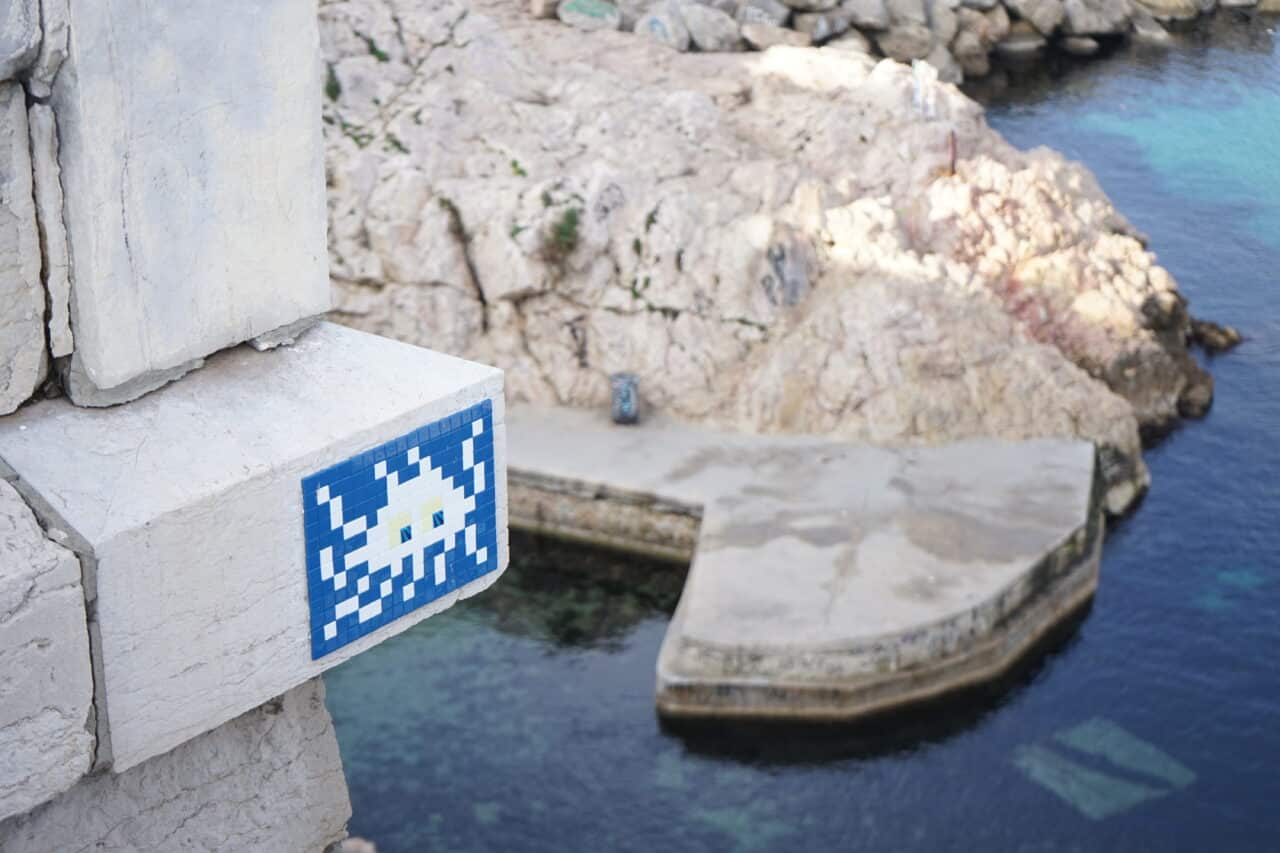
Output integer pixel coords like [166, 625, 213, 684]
[0, 678, 351, 853]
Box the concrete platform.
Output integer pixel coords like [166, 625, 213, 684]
[508, 406, 1103, 722]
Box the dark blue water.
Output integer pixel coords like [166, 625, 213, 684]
[326, 20, 1280, 851]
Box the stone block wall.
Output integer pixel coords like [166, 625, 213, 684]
[0, 679, 351, 853]
[0, 0, 331, 412]
[0, 480, 93, 822]
[0, 0, 511, 848]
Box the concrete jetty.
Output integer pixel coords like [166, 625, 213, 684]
[508, 405, 1104, 722]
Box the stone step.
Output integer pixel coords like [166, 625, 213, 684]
[507, 405, 1102, 722]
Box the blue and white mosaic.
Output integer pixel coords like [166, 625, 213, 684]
[301, 400, 498, 659]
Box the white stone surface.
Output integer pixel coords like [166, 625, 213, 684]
[0, 678, 350, 853]
[0, 83, 46, 416]
[27, 0, 69, 99]
[0, 480, 94, 822]
[0, 0, 39, 81]
[0, 323, 508, 772]
[51, 0, 331, 404]
[27, 104, 72, 358]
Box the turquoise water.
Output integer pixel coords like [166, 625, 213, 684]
[326, 19, 1280, 851]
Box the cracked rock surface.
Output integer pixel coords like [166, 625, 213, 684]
[321, 0, 1214, 513]
[0, 479, 93, 822]
[0, 678, 351, 853]
[0, 83, 47, 416]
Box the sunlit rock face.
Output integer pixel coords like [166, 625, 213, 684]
[319, 0, 1213, 512]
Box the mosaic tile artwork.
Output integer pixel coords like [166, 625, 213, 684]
[301, 400, 499, 659]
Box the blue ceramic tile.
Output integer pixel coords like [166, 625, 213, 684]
[300, 401, 500, 659]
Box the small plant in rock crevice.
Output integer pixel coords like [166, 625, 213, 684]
[541, 207, 581, 265]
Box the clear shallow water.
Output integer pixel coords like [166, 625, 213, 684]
[327, 21, 1280, 852]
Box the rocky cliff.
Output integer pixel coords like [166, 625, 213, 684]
[320, 0, 1219, 514]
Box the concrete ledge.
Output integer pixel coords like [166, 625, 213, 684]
[0, 323, 508, 771]
[508, 405, 1104, 723]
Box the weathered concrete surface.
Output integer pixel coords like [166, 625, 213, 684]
[0, 678, 350, 853]
[0, 480, 94, 822]
[52, 0, 331, 405]
[0, 323, 508, 772]
[0, 83, 46, 416]
[508, 405, 1102, 720]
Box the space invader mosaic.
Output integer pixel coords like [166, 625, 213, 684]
[301, 400, 499, 659]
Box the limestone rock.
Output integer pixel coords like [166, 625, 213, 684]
[952, 28, 990, 75]
[927, 0, 959, 42]
[1062, 0, 1131, 35]
[1134, 0, 1199, 19]
[1189, 318, 1242, 353]
[682, 3, 742, 50]
[27, 0, 69, 99]
[743, 20, 814, 46]
[1219, 0, 1256, 7]
[842, 0, 892, 28]
[636, 4, 692, 49]
[318, 0, 1217, 512]
[876, 22, 935, 58]
[0, 480, 94, 822]
[530, 0, 560, 18]
[794, 9, 854, 42]
[783, 0, 842, 9]
[0, 0, 39, 80]
[1061, 34, 1100, 53]
[926, 43, 963, 81]
[1257, 0, 1280, 9]
[557, 0, 623, 29]
[986, 3, 1012, 41]
[27, 104, 72, 359]
[960, 0, 999, 9]
[737, 0, 793, 25]
[0, 83, 46, 416]
[1006, 0, 1066, 35]
[887, 0, 929, 23]
[0, 679, 350, 852]
[825, 27, 875, 50]
[1131, 6, 1172, 43]
[995, 19, 1048, 57]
